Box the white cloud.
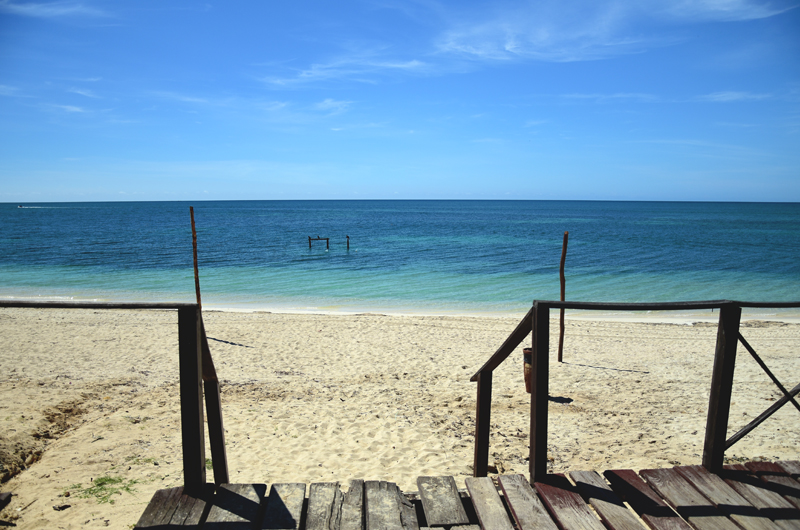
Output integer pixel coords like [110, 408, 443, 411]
[68, 87, 99, 98]
[0, 0, 107, 17]
[0, 85, 18, 96]
[263, 53, 429, 86]
[561, 92, 660, 102]
[656, 0, 797, 22]
[696, 91, 772, 102]
[50, 104, 85, 112]
[315, 98, 352, 114]
[434, 0, 796, 63]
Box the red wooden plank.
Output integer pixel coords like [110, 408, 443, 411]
[535, 474, 607, 530]
[604, 470, 692, 530]
[569, 471, 647, 530]
[722, 465, 800, 530]
[746, 462, 800, 511]
[777, 463, 800, 482]
[675, 465, 780, 530]
[639, 468, 740, 530]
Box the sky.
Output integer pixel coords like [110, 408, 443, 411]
[0, 0, 798, 202]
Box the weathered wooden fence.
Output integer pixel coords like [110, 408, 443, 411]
[0, 300, 228, 496]
[470, 300, 800, 483]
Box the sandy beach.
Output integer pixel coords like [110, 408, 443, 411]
[0, 307, 797, 528]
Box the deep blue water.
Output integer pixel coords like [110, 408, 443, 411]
[1, 200, 798, 315]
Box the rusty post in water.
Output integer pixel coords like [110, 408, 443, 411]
[190, 207, 202, 309]
[558, 231, 568, 362]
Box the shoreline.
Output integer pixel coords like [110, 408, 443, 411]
[4, 293, 800, 324]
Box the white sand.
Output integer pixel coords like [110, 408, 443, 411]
[0, 308, 797, 528]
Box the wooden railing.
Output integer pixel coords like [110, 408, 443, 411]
[0, 300, 228, 496]
[471, 300, 800, 483]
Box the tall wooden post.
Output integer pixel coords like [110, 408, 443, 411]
[558, 231, 568, 362]
[178, 306, 206, 494]
[473, 371, 493, 477]
[702, 303, 741, 472]
[530, 302, 550, 483]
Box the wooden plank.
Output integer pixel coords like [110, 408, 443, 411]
[206, 483, 267, 526]
[261, 483, 307, 530]
[365, 481, 403, 530]
[416, 476, 469, 527]
[640, 468, 740, 530]
[570, 470, 646, 530]
[778, 463, 800, 482]
[394, 484, 420, 530]
[746, 462, 800, 511]
[135, 487, 183, 528]
[306, 483, 343, 530]
[465, 477, 514, 530]
[498, 474, 559, 530]
[420, 527, 480, 530]
[535, 474, 607, 530]
[604, 470, 692, 530]
[675, 465, 780, 530]
[340, 480, 364, 530]
[169, 483, 214, 526]
[702, 303, 741, 473]
[722, 466, 800, 530]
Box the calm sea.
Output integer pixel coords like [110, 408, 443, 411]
[1, 201, 798, 318]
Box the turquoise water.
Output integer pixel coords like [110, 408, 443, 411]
[1, 201, 798, 316]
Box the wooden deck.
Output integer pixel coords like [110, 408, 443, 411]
[135, 460, 800, 530]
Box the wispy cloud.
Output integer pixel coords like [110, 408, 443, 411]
[150, 91, 212, 105]
[0, 85, 19, 96]
[263, 52, 429, 86]
[0, 0, 107, 17]
[68, 87, 99, 98]
[655, 0, 797, 22]
[561, 92, 660, 102]
[696, 91, 772, 102]
[315, 98, 352, 115]
[49, 104, 85, 112]
[434, 0, 795, 63]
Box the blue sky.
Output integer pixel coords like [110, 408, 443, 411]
[0, 0, 798, 202]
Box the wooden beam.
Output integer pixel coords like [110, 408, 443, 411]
[178, 306, 206, 495]
[703, 303, 741, 472]
[470, 307, 533, 381]
[530, 302, 550, 483]
[473, 370, 492, 477]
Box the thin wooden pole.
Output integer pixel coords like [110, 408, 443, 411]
[558, 231, 568, 363]
[190, 207, 202, 309]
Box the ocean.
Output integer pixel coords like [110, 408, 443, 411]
[1, 200, 798, 318]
